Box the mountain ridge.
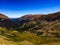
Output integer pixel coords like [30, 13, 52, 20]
[0, 12, 60, 45]
[0, 12, 60, 29]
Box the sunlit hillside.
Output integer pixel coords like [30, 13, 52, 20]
[0, 12, 60, 45]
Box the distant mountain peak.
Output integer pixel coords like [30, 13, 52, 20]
[0, 13, 9, 19]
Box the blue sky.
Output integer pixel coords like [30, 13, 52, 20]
[0, 0, 60, 18]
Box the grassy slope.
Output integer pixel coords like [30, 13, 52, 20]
[0, 21, 60, 45]
[0, 35, 18, 45]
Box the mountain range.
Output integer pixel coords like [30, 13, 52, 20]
[0, 12, 60, 45]
[0, 12, 60, 29]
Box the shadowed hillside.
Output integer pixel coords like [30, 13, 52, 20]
[0, 14, 18, 29]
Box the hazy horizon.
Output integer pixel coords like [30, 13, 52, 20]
[0, 0, 60, 18]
